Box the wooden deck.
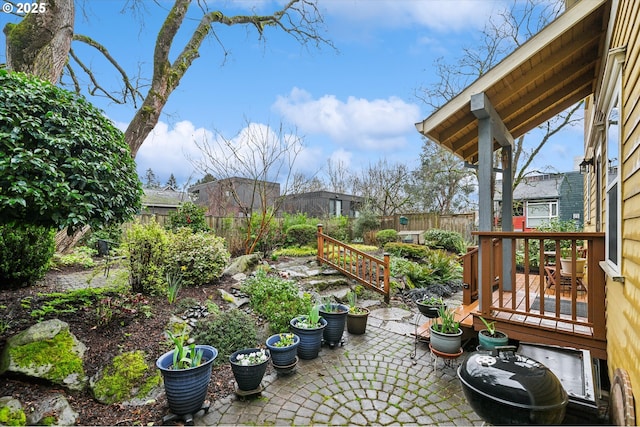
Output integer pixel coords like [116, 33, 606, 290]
[417, 266, 606, 360]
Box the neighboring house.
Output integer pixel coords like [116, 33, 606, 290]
[281, 191, 363, 218]
[141, 186, 189, 215]
[495, 172, 584, 230]
[415, 0, 638, 421]
[190, 177, 280, 217]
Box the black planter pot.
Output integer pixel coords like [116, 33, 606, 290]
[346, 307, 370, 335]
[416, 301, 446, 318]
[229, 348, 270, 392]
[265, 333, 300, 367]
[156, 345, 218, 416]
[289, 316, 327, 359]
[319, 304, 348, 346]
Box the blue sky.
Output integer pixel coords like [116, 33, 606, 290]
[1, 0, 584, 188]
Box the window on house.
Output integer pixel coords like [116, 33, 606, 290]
[526, 201, 558, 228]
[606, 94, 621, 268]
[329, 199, 342, 217]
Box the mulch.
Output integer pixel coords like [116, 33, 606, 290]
[0, 268, 244, 426]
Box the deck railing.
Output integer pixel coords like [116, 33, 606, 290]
[316, 224, 390, 303]
[471, 231, 607, 359]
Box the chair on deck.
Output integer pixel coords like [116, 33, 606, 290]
[544, 264, 587, 293]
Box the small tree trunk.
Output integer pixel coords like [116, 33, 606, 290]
[55, 225, 90, 254]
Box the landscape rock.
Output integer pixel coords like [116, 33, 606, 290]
[219, 288, 250, 308]
[0, 319, 87, 391]
[223, 254, 262, 276]
[0, 396, 26, 426]
[90, 350, 163, 405]
[26, 394, 79, 426]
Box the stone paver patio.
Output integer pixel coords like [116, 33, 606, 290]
[197, 321, 483, 426]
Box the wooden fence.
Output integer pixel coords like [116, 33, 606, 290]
[137, 211, 477, 251]
[379, 212, 477, 243]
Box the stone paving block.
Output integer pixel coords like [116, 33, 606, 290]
[329, 413, 348, 425]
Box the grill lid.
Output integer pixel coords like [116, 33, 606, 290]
[458, 347, 568, 410]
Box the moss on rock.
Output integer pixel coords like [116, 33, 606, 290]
[91, 350, 162, 405]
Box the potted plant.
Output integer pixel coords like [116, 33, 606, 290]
[289, 304, 327, 360]
[416, 295, 446, 318]
[318, 296, 349, 346]
[156, 331, 218, 417]
[229, 348, 270, 393]
[346, 291, 370, 335]
[429, 306, 462, 355]
[265, 333, 299, 368]
[477, 316, 509, 350]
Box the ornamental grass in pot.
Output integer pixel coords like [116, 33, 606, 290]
[346, 290, 370, 335]
[156, 331, 218, 416]
[429, 306, 462, 355]
[290, 305, 327, 360]
[477, 316, 509, 350]
[318, 296, 348, 346]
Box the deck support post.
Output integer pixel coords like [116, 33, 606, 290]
[471, 93, 515, 306]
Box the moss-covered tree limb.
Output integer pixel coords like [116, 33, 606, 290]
[3, 0, 74, 83]
[125, 0, 333, 156]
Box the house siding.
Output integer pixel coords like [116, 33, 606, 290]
[558, 171, 584, 225]
[603, 0, 640, 417]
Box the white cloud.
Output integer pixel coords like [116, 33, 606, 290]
[273, 87, 422, 151]
[134, 120, 211, 187]
[322, 0, 503, 33]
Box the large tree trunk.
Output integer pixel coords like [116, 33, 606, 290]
[4, 0, 77, 252]
[3, 0, 74, 83]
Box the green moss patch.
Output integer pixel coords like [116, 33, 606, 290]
[9, 328, 85, 384]
[92, 351, 161, 404]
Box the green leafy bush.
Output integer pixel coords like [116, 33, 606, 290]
[239, 210, 285, 255]
[192, 309, 258, 366]
[285, 224, 317, 247]
[165, 228, 230, 287]
[390, 249, 462, 289]
[384, 242, 430, 259]
[241, 270, 312, 333]
[124, 220, 168, 295]
[0, 70, 142, 231]
[167, 202, 209, 232]
[376, 229, 398, 246]
[521, 218, 584, 268]
[352, 209, 379, 239]
[323, 216, 350, 242]
[423, 229, 466, 254]
[0, 224, 55, 288]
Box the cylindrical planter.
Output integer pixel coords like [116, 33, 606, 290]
[229, 348, 270, 392]
[346, 308, 370, 335]
[319, 304, 348, 346]
[429, 325, 463, 355]
[156, 345, 218, 416]
[289, 316, 327, 360]
[478, 330, 509, 350]
[265, 333, 300, 367]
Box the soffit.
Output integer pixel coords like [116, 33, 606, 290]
[415, 0, 610, 164]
